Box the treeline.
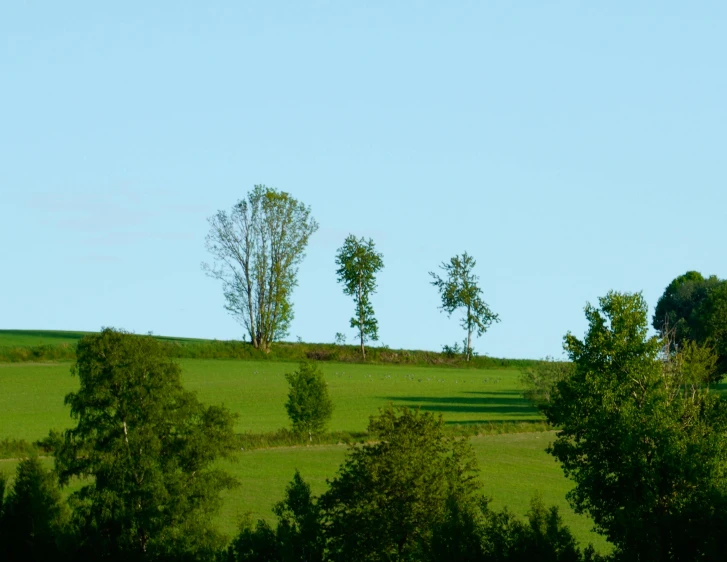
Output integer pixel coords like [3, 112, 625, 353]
[0, 337, 539, 369]
[0, 408, 599, 562]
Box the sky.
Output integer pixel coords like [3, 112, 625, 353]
[2, 2, 726, 359]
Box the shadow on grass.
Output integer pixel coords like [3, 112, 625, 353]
[380, 391, 538, 417]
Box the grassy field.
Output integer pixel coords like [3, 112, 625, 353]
[0, 359, 539, 442]
[0, 353, 610, 552]
[0, 432, 608, 553]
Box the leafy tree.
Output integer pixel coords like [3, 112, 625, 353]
[54, 328, 239, 561]
[203, 185, 319, 352]
[335, 235, 384, 360]
[272, 471, 323, 562]
[318, 407, 482, 561]
[545, 291, 727, 561]
[694, 280, 727, 374]
[0, 456, 70, 561]
[430, 252, 500, 361]
[228, 471, 322, 562]
[652, 271, 720, 345]
[284, 362, 334, 440]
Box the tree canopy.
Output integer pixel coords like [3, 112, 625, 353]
[203, 185, 319, 351]
[335, 235, 384, 359]
[318, 407, 482, 561]
[430, 252, 500, 361]
[653, 271, 727, 376]
[545, 291, 727, 561]
[54, 328, 239, 561]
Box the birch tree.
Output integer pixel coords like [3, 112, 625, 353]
[203, 185, 319, 351]
[335, 235, 384, 360]
[429, 252, 499, 361]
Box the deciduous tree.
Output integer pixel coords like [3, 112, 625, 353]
[545, 291, 727, 561]
[430, 252, 499, 361]
[335, 235, 384, 360]
[318, 407, 482, 561]
[0, 457, 69, 561]
[54, 328, 238, 561]
[203, 185, 319, 352]
[284, 362, 334, 440]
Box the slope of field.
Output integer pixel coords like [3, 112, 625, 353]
[0, 359, 539, 442]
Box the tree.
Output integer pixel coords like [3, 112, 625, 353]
[652, 271, 721, 347]
[545, 291, 727, 561]
[694, 280, 727, 375]
[0, 456, 70, 561]
[284, 362, 334, 440]
[335, 235, 384, 360]
[54, 328, 239, 561]
[318, 407, 482, 561]
[203, 185, 319, 352]
[430, 252, 499, 361]
[228, 471, 323, 562]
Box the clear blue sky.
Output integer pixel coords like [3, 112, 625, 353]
[2, 2, 725, 359]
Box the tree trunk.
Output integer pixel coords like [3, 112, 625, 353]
[466, 304, 472, 361]
[359, 278, 366, 360]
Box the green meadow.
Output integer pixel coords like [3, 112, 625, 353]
[0, 359, 540, 442]
[0, 355, 609, 552]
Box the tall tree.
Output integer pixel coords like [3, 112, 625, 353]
[54, 329, 238, 561]
[0, 457, 70, 561]
[335, 235, 384, 360]
[429, 252, 499, 361]
[203, 185, 319, 352]
[545, 291, 727, 561]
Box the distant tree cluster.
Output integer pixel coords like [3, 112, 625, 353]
[204, 186, 501, 362]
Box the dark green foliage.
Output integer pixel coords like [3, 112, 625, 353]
[546, 291, 727, 561]
[430, 252, 500, 361]
[228, 471, 322, 562]
[285, 362, 334, 439]
[228, 518, 280, 562]
[652, 271, 727, 376]
[0, 456, 70, 561]
[652, 271, 719, 344]
[54, 328, 239, 561]
[272, 471, 323, 561]
[520, 357, 574, 410]
[428, 495, 596, 562]
[318, 407, 482, 561]
[694, 280, 727, 374]
[0, 438, 41, 460]
[335, 235, 384, 360]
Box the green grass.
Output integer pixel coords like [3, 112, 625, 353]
[0, 359, 539, 442]
[0, 330, 90, 347]
[0, 433, 609, 553]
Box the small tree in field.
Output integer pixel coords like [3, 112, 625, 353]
[335, 235, 384, 360]
[430, 252, 499, 361]
[285, 362, 334, 440]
